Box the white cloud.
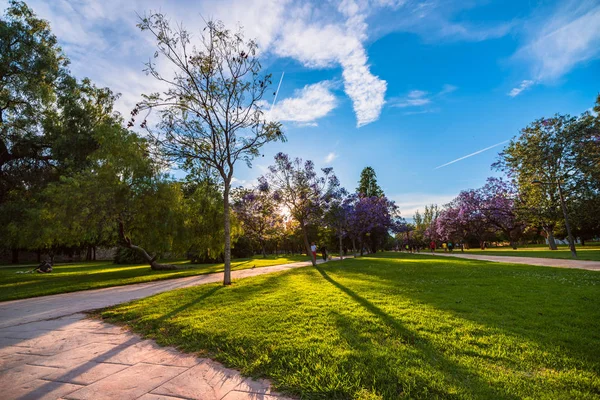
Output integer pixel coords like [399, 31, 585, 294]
[508, 80, 535, 97]
[273, 2, 387, 127]
[324, 152, 338, 163]
[391, 85, 456, 108]
[390, 193, 457, 219]
[393, 90, 431, 107]
[515, 1, 600, 80]
[264, 81, 337, 125]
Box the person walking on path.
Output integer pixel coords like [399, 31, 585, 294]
[310, 242, 317, 263]
[429, 240, 436, 254]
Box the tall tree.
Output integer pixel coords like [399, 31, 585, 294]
[495, 114, 592, 253]
[133, 15, 284, 285]
[261, 153, 340, 266]
[356, 166, 384, 197]
[0, 0, 67, 201]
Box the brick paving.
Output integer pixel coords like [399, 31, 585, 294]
[0, 259, 334, 399]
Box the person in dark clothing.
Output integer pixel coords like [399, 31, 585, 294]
[36, 261, 53, 273]
[321, 246, 327, 261]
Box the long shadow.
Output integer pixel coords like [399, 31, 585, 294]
[156, 286, 223, 323]
[17, 336, 140, 400]
[337, 253, 600, 367]
[315, 265, 518, 399]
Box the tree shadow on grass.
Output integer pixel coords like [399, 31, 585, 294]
[336, 254, 600, 366]
[315, 265, 518, 399]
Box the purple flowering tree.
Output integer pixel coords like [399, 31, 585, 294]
[324, 188, 351, 260]
[437, 190, 490, 249]
[478, 177, 525, 249]
[232, 187, 283, 257]
[347, 195, 398, 255]
[261, 153, 340, 266]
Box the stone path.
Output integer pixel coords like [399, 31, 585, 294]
[0, 314, 289, 400]
[0, 258, 333, 400]
[424, 252, 600, 271]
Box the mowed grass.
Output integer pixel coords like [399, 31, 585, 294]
[0, 255, 309, 302]
[101, 252, 600, 399]
[450, 244, 600, 261]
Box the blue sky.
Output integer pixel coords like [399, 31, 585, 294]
[11, 0, 600, 217]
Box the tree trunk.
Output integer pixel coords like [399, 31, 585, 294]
[118, 220, 179, 270]
[339, 233, 343, 261]
[352, 238, 357, 257]
[11, 248, 18, 264]
[359, 238, 364, 256]
[301, 222, 315, 266]
[261, 240, 266, 258]
[546, 228, 558, 250]
[223, 182, 232, 285]
[93, 246, 96, 261]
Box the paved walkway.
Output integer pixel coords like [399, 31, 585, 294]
[0, 258, 332, 400]
[423, 252, 600, 271]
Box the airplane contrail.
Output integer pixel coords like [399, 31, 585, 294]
[434, 139, 510, 170]
[271, 71, 285, 109]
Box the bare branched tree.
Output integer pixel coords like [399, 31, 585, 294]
[132, 14, 284, 284]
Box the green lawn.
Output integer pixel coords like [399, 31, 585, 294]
[442, 244, 600, 261]
[0, 255, 309, 302]
[100, 252, 600, 399]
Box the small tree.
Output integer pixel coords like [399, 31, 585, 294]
[356, 166, 384, 197]
[232, 187, 282, 257]
[261, 153, 340, 266]
[134, 15, 285, 284]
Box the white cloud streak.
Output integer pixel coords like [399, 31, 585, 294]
[515, 0, 600, 81]
[508, 80, 535, 97]
[434, 140, 509, 170]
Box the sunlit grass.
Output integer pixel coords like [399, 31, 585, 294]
[101, 252, 600, 399]
[0, 254, 309, 302]
[443, 244, 600, 261]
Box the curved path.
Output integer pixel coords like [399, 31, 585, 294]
[424, 252, 600, 271]
[0, 258, 334, 400]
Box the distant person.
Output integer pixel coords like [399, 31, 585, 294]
[36, 260, 52, 273]
[448, 241, 454, 252]
[429, 241, 436, 253]
[442, 242, 447, 252]
[460, 242, 465, 252]
[310, 242, 317, 263]
[321, 245, 327, 261]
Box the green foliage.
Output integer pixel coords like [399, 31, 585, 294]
[102, 252, 600, 399]
[495, 112, 598, 243]
[356, 166, 384, 197]
[113, 247, 145, 264]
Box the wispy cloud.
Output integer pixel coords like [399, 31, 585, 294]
[263, 81, 337, 125]
[390, 84, 457, 110]
[324, 152, 338, 163]
[514, 0, 600, 81]
[434, 140, 509, 170]
[508, 80, 535, 97]
[390, 193, 457, 219]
